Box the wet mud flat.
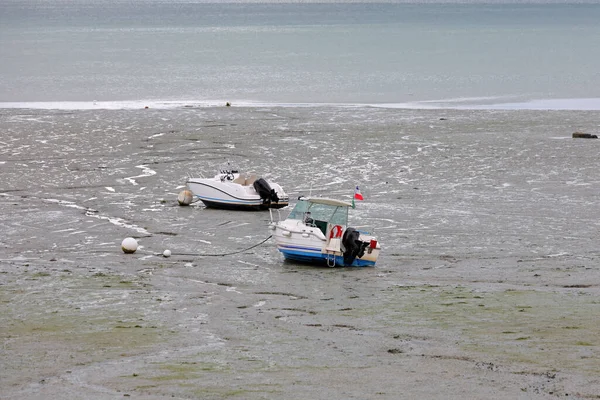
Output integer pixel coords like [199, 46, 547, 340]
[1, 106, 599, 399]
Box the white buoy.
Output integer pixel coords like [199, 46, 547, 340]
[121, 237, 138, 254]
[163, 249, 171, 258]
[177, 189, 193, 206]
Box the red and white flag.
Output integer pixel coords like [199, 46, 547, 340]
[354, 186, 364, 201]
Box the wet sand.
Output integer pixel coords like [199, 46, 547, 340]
[1, 105, 599, 399]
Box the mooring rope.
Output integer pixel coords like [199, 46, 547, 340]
[166, 235, 273, 257]
[199, 235, 273, 257]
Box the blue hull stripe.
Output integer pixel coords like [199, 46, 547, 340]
[194, 194, 261, 205]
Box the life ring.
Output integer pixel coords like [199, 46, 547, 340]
[329, 225, 343, 239]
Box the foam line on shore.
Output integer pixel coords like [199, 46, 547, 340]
[45, 198, 151, 236]
[396, 97, 600, 111]
[123, 165, 157, 186]
[2, 97, 600, 111]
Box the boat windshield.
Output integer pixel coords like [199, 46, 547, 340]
[288, 199, 348, 226]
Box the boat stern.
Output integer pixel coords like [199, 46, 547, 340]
[269, 219, 381, 267]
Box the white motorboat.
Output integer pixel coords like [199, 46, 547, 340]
[186, 167, 289, 211]
[269, 196, 380, 267]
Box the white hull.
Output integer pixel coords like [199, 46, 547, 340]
[187, 172, 288, 211]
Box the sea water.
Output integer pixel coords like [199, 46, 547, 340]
[1, 0, 600, 110]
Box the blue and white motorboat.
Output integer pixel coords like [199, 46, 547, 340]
[269, 196, 381, 267]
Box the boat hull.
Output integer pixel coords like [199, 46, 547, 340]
[278, 245, 376, 267]
[201, 198, 270, 211]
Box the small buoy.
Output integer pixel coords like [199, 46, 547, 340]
[163, 249, 171, 258]
[144, 106, 149, 109]
[121, 237, 138, 254]
[226, 102, 231, 107]
[177, 189, 193, 206]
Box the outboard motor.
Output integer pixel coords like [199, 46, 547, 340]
[253, 178, 274, 205]
[270, 188, 279, 204]
[342, 227, 369, 266]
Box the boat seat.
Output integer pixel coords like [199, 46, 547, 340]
[232, 175, 246, 185]
[245, 174, 258, 186]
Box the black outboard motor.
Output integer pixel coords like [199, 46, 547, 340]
[342, 227, 369, 266]
[253, 178, 275, 205]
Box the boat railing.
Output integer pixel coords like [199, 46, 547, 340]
[269, 208, 282, 223]
[277, 223, 327, 240]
